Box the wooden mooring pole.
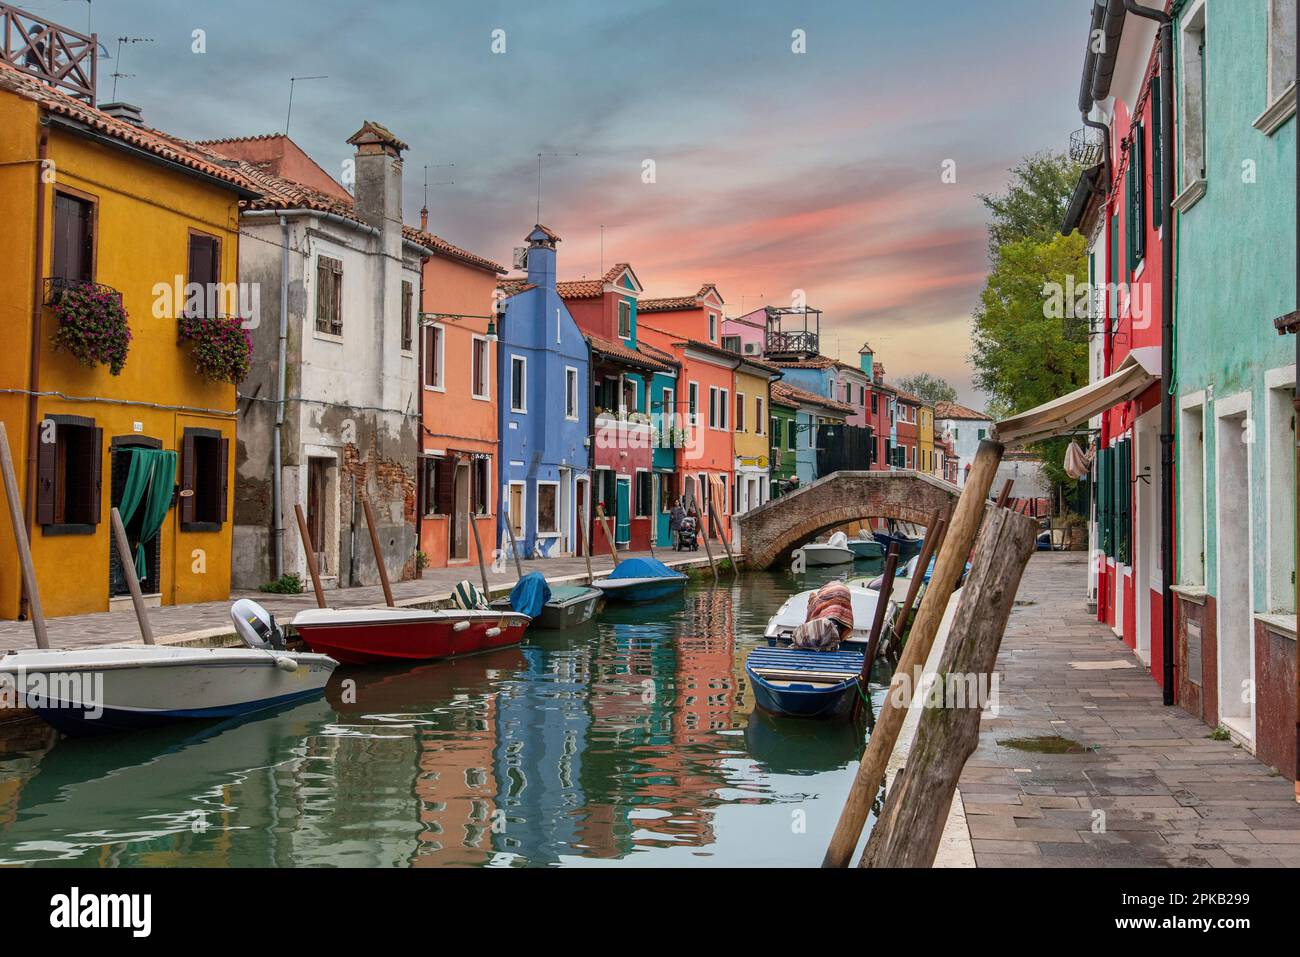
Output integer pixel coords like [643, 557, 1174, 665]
[859, 543, 900, 680]
[467, 507, 491, 595]
[361, 497, 395, 607]
[705, 481, 738, 575]
[294, 503, 327, 609]
[502, 506, 525, 578]
[0, 422, 47, 648]
[596, 504, 619, 563]
[109, 507, 156, 645]
[860, 504, 1038, 867]
[577, 504, 594, 585]
[822, 439, 1004, 867]
[688, 488, 717, 581]
[883, 507, 947, 660]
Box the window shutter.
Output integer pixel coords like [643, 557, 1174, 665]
[86, 426, 103, 525]
[435, 458, 455, 515]
[1150, 83, 1162, 229]
[1133, 124, 1145, 263]
[36, 420, 56, 525]
[181, 430, 196, 525]
[218, 437, 229, 524]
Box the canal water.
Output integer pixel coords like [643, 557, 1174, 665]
[0, 563, 891, 867]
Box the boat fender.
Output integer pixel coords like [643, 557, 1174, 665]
[485, 627, 502, 638]
[273, 656, 299, 672]
[453, 620, 471, 632]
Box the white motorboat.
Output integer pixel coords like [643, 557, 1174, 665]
[763, 582, 893, 648]
[0, 599, 336, 735]
[796, 531, 855, 566]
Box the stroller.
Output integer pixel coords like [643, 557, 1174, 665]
[676, 515, 699, 551]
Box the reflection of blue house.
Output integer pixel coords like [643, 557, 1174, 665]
[497, 226, 590, 558]
[492, 645, 589, 864]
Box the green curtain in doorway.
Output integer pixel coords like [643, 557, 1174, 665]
[118, 447, 178, 581]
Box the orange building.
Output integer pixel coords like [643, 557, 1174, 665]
[408, 211, 506, 570]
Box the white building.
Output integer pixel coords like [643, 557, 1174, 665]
[933, 401, 993, 488]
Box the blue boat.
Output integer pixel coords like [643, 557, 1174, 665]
[744, 646, 865, 719]
[592, 557, 688, 603]
[872, 528, 923, 560]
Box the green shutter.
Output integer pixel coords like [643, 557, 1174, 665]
[1116, 439, 1132, 566]
[1134, 124, 1145, 263]
[1151, 84, 1162, 229]
[1098, 447, 1113, 558]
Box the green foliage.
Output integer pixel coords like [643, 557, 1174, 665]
[259, 573, 303, 594]
[977, 151, 1083, 256]
[896, 372, 957, 405]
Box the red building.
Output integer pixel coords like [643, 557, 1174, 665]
[893, 389, 922, 470]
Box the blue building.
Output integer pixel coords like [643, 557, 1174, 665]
[497, 226, 591, 559]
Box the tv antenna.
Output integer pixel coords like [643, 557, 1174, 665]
[599, 224, 622, 276]
[109, 36, 153, 101]
[285, 75, 328, 136]
[419, 163, 455, 228]
[535, 151, 578, 223]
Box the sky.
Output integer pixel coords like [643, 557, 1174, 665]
[32, 0, 1088, 407]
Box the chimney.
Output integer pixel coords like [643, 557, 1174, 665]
[873, 361, 884, 385]
[525, 223, 560, 290]
[858, 341, 874, 377]
[420, 204, 428, 232]
[99, 102, 145, 126]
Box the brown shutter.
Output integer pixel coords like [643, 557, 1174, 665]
[86, 426, 103, 525]
[180, 430, 196, 525]
[36, 419, 56, 525]
[434, 458, 455, 516]
[218, 437, 229, 523]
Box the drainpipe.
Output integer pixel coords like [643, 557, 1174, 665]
[272, 214, 289, 580]
[1125, 0, 1176, 705]
[415, 255, 427, 560]
[21, 123, 50, 618]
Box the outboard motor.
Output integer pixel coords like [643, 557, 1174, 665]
[231, 599, 286, 650]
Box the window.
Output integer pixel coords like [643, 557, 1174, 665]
[52, 191, 95, 284]
[1179, 6, 1208, 190]
[859, 385, 865, 406]
[620, 376, 637, 415]
[471, 337, 488, 399]
[688, 382, 699, 425]
[787, 419, 797, 449]
[977, 428, 987, 441]
[771, 416, 780, 446]
[755, 397, 764, 434]
[618, 300, 631, 339]
[1179, 401, 1206, 585]
[401, 280, 414, 351]
[509, 354, 526, 410]
[871, 393, 879, 415]
[186, 232, 220, 317]
[635, 471, 652, 518]
[1151, 80, 1163, 230]
[658, 471, 678, 512]
[424, 325, 444, 389]
[472, 457, 490, 514]
[735, 392, 745, 432]
[843, 383, 851, 404]
[708, 386, 718, 428]
[565, 367, 579, 420]
[719, 389, 729, 430]
[181, 427, 228, 530]
[315, 255, 343, 335]
[708, 313, 717, 342]
[1126, 124, 1146, 271]
[36, 414, 101, 531]
[722, 335, 742, 353]
[1266, 0, 1297, 112]
[536, 483, 558, 535]
[1267, 377, 1296, 612]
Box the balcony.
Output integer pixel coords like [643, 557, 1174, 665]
[1, 2, 98, 103]
[43, 276, 122, 307]
[765, 329, 819, 356]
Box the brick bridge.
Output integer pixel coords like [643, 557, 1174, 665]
[736, 470, 960, 569]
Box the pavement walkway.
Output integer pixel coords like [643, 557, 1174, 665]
[959, 552, 1300, 868]
[0, 549, 716, 652]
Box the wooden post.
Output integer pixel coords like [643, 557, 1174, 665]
[502, 505, 525, 578]
[688, 488, 718, 580]
[596, 504, 619, 563]
[860, 505, 1038, 867]
[822, 439, 1004, 867]
[859, 543, 900, 682]
[467, 507, 491, 595]
[361, 497, 395, 607]
[109, 507, 156, 645]
[995, 478, 1014, 508]
[294, 503, 327, 609]
[884, 507, 948, 661]
[577, 504, 594, 584]
[0, 421, 48, 648]
[705, 481, 738, 575]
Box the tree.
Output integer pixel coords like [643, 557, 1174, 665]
[977, 151, 1082, 257]
[897, 373, 957, 405]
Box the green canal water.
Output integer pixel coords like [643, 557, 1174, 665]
[0, 564, 891, 867]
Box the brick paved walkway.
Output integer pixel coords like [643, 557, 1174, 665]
[0, 549, 714, 652]
[961, 552, 1300, 868]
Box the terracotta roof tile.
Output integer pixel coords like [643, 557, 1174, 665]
[1275, 310, 1299, 335]
[771, 381, 855, 415]
[0, 61, 260, 195]
[587, 334, 675, 373]
[934, 400, 990, 420]
[403, 226, 505, 274]
[497, 276, 536, 298]
[639, 284, 721, 313]
[557, 262, 633, 300]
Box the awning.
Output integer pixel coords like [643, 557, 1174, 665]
[994, 346, 1160, 446]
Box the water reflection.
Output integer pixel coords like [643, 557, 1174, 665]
[0, 566, 890, 867]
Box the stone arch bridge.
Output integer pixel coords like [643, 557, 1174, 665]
[736, 471, 960, 569]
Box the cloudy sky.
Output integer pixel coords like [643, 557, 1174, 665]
[36, 0, 1086, 406]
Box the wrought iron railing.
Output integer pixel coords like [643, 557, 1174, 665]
[44, 276, 122, 306]
[765, 330, 819, 355]
[1, 3, 98, 102]
[1069, 128, 1103, 167]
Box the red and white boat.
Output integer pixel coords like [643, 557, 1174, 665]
[289, 607, 531, 665]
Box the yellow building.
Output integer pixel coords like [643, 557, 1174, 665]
[732, 357, 779, 514]
[917, 403, 936, 476]
[0, 37, 259, 619]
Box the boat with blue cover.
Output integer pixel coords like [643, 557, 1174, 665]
[745, 645, 865, 719]
[489, 571, 603, 629]
[592, 557, 688, 602]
